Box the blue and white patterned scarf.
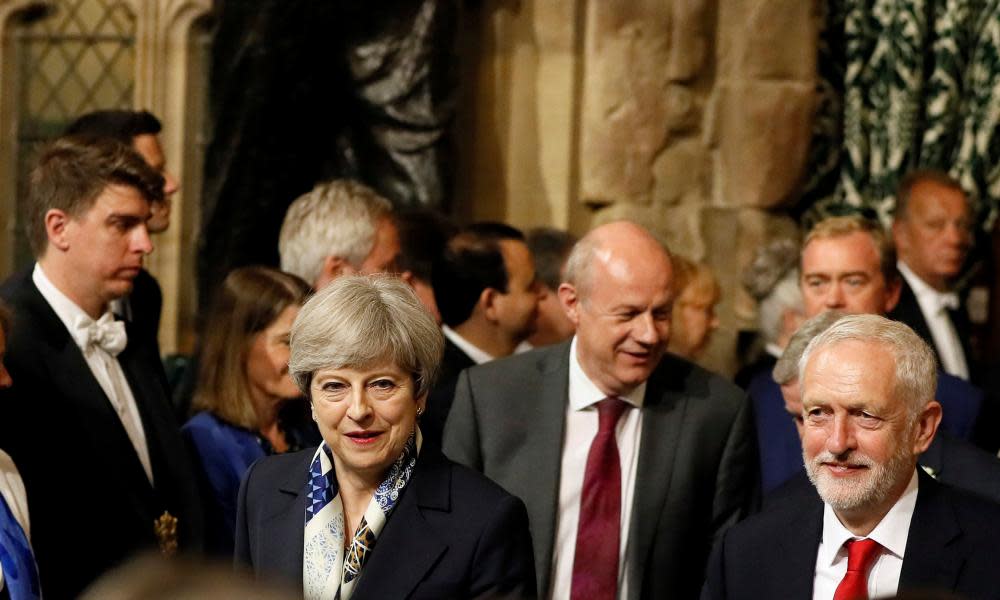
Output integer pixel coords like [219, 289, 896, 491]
[303, 428, 421, 600]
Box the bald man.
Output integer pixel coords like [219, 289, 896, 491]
[443, 221, 756, 600]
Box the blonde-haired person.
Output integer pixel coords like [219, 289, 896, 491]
[235, 275, 535, 599]
[182, 266, 311, 555]
[667, 254, 721, 361]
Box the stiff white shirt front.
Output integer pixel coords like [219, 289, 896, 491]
[0, 449, 30, 593]
[441, 325, 494, 365]
[812, 470, 918, 600]
[32, 264, 154, 483]
[550, 336, 643, 599]
[897, 261, 969, 380]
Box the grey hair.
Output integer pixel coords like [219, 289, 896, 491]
[278, 179, 393, 285]
[797, 314, 937, 418]
[562, 231, 600, 297]
[772, 310, 847, 385]
[288, 274, 443, 398]
[756, 270, 803, 347]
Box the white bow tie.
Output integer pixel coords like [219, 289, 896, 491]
[937, 293, 960, 312]
[75, 313, 127, 357]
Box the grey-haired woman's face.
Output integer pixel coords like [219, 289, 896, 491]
[310, 362, 422, 482]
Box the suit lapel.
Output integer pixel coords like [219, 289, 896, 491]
[899, 472, 964, 592]
[522, 344, 571, 597]
[20, 277, 156, 498]
[269, 463, 308, 580]
[623, 359, 687, 600]
[777, 480, 824, 598]
[352, 450, 449, 598]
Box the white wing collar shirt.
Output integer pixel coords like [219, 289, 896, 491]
[897, 261, 969, 380]
[32, 264, 154, 483]
[550, 336, 644, 599]
[813, 469, 918, 599]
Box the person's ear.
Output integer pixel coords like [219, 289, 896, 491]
[892, 219, 908, 253]
[400, 270, 417, 288]
[884, 276, 902, 313]
[912, 400, 942, 455]
[44, 209, 71, 251]
[480, 287, 500, 323]
[314, 255, 351, 289]
[558, 283, 581, 326]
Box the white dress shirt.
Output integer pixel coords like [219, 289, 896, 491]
[813, 470, 918, 600]
[441, 325, 495, 365]
[550, 336, 643, 599]
[33, 264, 154, 483]
[898, 261, 969, 380]
[0, 449, 30, 593]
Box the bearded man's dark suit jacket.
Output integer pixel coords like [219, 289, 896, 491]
[422, 337, 476, 448]
[704, 470, 1000, 599]
[0, 270, 203, 599]
[234, 445, 537, 598]
[442, 341, 757, 600]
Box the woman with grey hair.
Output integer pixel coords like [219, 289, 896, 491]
[235, 275, 536, 599]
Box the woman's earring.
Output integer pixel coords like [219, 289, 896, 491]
[416, 406, 424, 418]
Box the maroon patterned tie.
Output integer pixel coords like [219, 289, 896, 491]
[833, 538, 882, 600]
[570, 397, 628, 600]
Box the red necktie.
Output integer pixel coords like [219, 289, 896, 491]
[570, 397, 628, 600]
[833, 538, 882, 600]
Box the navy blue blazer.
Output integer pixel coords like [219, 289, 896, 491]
[182, 411, 268, 556]
[704, 471, 1000, 599]
[235, 444, 537, 599]
[750, 368, 983, 493]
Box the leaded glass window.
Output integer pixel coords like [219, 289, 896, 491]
[11, 0, 135, 265]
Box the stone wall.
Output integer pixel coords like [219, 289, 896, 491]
[456, 0, 818, 374]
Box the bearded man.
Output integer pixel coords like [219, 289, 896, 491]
[703, 314, 1000, 600]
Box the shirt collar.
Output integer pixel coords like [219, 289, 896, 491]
[818, 468, 919, 566]
[568, 336, 646, 411]
[441, 325, 495, 365]
[32, 263, 115, 352]
[898, 261, 959, 312]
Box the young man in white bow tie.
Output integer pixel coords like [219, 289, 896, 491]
[0, 135, 203, 598]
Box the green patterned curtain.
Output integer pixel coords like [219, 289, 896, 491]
[803, 0, 1000, 230]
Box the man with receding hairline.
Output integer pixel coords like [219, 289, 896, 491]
[890, 170, 974, 380]
[444, 221, 755, 600]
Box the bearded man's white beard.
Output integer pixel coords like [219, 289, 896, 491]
[804, 442, 915, 512]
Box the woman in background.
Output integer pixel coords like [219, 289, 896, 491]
[182, 266, 311, 555]
[668, 254, 721, 361]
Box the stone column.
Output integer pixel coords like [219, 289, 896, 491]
[458, 0, 819, 374]
[128, 0, 211, 354]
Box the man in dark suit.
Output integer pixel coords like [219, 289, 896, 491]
[444, 221, 756, 600]
[888, 169, 974, 380]
[0, 136, 203, 598]
[705, 314, 1000, 599]
[423, 223, 543, 446]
